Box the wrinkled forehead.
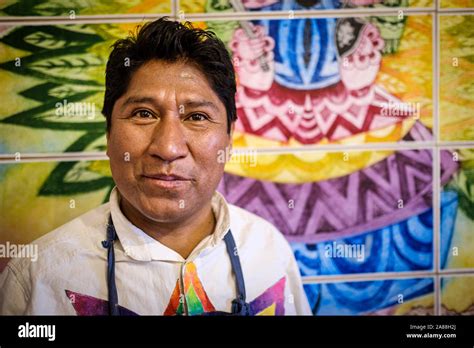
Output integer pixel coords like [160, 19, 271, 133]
[128, 60, 215, 93]
[115, 60, 226, 115]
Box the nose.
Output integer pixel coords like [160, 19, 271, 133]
[147, 115, 188, 163]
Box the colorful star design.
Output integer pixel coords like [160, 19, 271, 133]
[249, 277, 286, 315]
[65, 272, 287, 316]
[65, 289, 138, 316]
[164, 262, 216, 316]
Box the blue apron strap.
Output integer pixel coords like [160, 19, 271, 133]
[103, 217, 250, 316]
[223, 230, 251, 316]
[101, 215, 120, 316]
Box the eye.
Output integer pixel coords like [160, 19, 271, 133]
[133, 110, 154, 119]
[187, 113, 208, 121]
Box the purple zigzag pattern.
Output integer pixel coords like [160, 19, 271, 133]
[219, 150, 458, 244]
[249, 276, 286, 315]
[65, 290, 138, 316]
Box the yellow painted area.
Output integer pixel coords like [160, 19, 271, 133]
[442, 277, 474, 313]
[227, 119, 416, 184]
[0, 0, 171, 16]
[178, 0, 207, 14]
[224, 149, 394, 183]
[394, 294, 434, 315]
[232, 117, 415, 150]
[0, 69, 40, 120]
[225, 119, 418, 183]
[445, 208, 474, 269]
[376, 15, 433, 130]
[439, 15, 474, 141]
[410, 0, 434, 6]
[440, 0, 474, 8]
[87, 160, 112, 177]
[126, 0, 171, 14]
[0, 162, 110, 245]
[256, 302, 276, 316]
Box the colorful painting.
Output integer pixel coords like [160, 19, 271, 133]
[441, 276, 474, 315]
[293, 190, 457, 276]
[64, 274, 286, 315]
[0, 0, 473, 317]
[0, 23, 137, 155]
[0, 160, 113, 246]
[440, 0, 474, 8]
[439, 15, 474, 141]
[0, 14, 433, 154]
[304, 277, 434, 315]
[441, 148, 474, 270]
[220, 147, 448, 243]
[164, 262, 217, 315]
[179, 0, 434, 14]
[0, 0, 171, 16]
[211, 14, 432, 147]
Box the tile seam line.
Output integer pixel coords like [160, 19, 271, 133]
[433, 4, 441, 316]
[3, 141, 474, 162]
[0, 8, 442, 25]
[302, 268, 474, 283]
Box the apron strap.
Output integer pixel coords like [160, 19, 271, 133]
[101, 215, 120, 316]
[103, 215, 251, 316]
[223, 230, 252, 316]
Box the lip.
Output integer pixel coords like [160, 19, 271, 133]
[142, 173, 190, 189]
[143, 173, 189, 181]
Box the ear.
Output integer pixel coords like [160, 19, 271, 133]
[229, 122, 235, 141]
[225, 122, 235, 163]
[228, 122, 235, 150]
[105, 129, 110, 158]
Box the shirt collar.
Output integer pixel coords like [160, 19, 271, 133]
[109, 187, 231, 262]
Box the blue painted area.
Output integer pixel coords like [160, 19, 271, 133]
[251, 0, 342, 11]
[440, 190, 459, 269]
[304, 277, 434, 315]
[251, 0, 341, 90]
[292, 191, 458, 276]
[254, 17, 340, 90]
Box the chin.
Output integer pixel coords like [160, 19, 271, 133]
[139, 198, 193, 223]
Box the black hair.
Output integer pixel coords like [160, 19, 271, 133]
[102, 16, 236, 133]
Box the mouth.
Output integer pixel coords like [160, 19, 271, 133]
[143, 173, 189, 181]
[141, 173, 191, 190]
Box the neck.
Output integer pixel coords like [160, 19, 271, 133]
[119, 196, 216, 260]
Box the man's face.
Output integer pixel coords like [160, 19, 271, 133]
[107, 59, 232, 223]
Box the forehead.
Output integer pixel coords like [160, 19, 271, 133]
[125, 59, 218, 100]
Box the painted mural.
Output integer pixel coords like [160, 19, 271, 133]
[211, 14, 432, 148]
[440, 0, 474, 8]
[441, 148, 474, 270]
[0, 0, 473, 316]
[439, 15, 474, 141]
[180, 0, 434, 13]
[441, 276, 474, 315]
[304, 277, 434, 315]
[0, 0, 171, 16]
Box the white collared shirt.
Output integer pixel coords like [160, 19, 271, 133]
[0, 187, 311, 315]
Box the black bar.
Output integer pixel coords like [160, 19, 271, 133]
[1, 315, 474, 345]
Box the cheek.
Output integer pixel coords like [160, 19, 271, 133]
[108, 134, 130, 167]
[192, 133, 229, 177]
[107, 127, 147, 178]
[108, 126, 148, 158]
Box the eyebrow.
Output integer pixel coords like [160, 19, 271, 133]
[181, 100, 219, 112]
[120, 96, 158, 111]
[120, 96, 219, 113]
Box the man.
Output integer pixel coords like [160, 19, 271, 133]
[0, 17, 311, 315]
